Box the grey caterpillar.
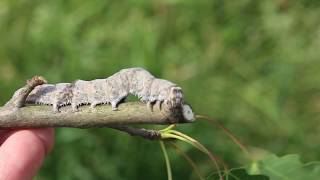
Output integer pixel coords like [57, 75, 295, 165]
[7, 68, 183, 112]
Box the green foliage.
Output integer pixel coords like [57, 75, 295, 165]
[211, 168, 269, 180]
[248, 154, 320, 180]
[0, 0, 319, 179]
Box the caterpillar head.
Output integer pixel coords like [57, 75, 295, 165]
[26, 76, 47, 88]
[167, 86, 183, 108]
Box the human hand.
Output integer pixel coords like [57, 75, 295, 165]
[0, 128, 55, 180]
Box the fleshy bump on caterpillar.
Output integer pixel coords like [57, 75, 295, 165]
[5, 68, 184, 112]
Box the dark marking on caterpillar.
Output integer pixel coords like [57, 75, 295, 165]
[8, 68, 184, 112]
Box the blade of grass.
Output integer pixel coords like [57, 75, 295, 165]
[169, 142, 204, 180]
[166, 130, 208, 152]
[160, 141, 173, 180]
[195, 115, 250, 157]
[166, 129, 228, 172]
[161, 131, 224, 180]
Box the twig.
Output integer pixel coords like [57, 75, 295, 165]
[0, 102, 194, 129]
[108, 125, 161, 140]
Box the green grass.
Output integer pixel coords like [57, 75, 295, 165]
[0, 0, 320, 179]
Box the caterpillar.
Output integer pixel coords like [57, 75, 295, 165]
[6, 68, 184, 112]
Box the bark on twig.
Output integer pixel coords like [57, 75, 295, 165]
[108, 125, 161, 140]
[0, 102, 194, 129]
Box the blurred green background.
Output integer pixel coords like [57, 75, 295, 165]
[0, 0, 320, 179]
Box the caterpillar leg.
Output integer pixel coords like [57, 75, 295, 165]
[147, 100, 163, 112]
[71, 102, 79, 112]
[90, 102, 98, 109]
[89, 102, 99, 112]
[168, 87, 183, 108]
[53, 102, 60, 113]
[111, 101, 118, 111]
[110, 94, 127, 111]
[156, 100, 163, 110]
[147, 101, 156, 112]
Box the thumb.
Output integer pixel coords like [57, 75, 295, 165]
[0, 128, 55, 180]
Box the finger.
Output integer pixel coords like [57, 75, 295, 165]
[0, 130, 8, 133]
[0, 130, 9, 145]
[0, 130, 9, 136]
[31, 128, 55, 155]
[0, 128, 55, 180]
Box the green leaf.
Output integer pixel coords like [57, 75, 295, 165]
[248, 154, 320, 180]
[209, 168, 269, 180]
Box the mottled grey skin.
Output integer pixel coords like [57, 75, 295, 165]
[16, 68, 183, 112]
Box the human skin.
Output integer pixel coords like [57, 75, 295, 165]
[0, 128, 54, 180]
